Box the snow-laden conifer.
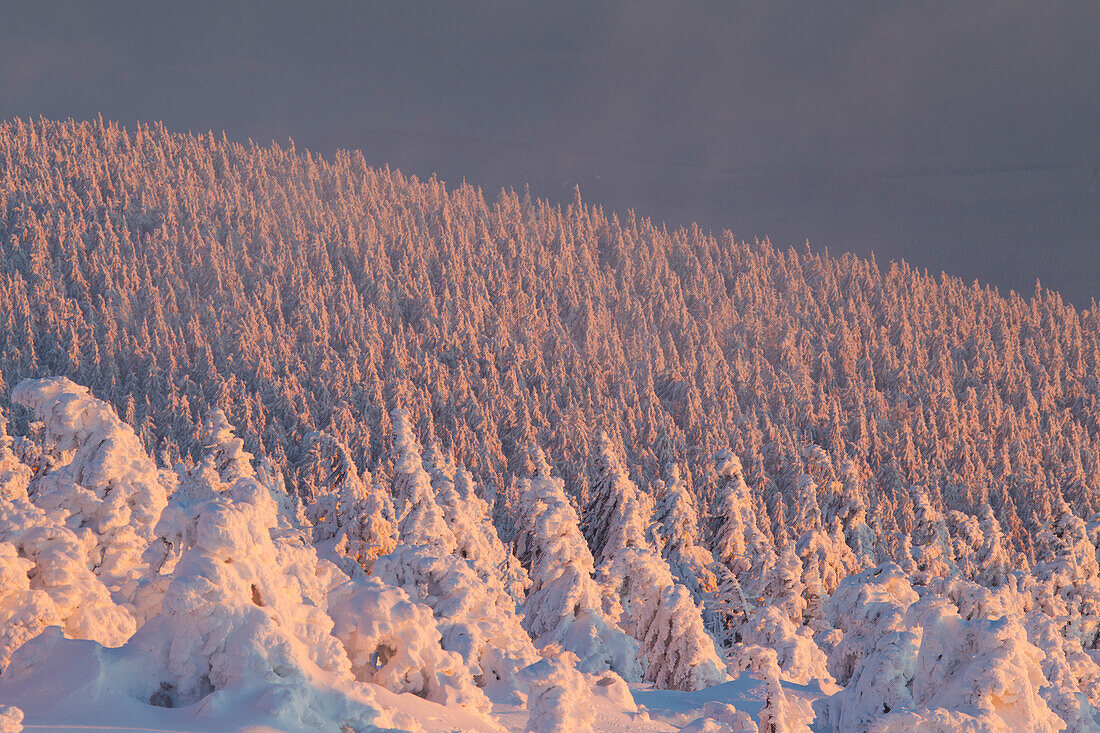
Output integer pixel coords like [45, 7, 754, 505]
[585, 432, 654, 564]
[513, 446, 642, 679]
[753, 647, 813, 733]
[426, 442, 529, 603]
[12, 377, 169, 600]
[711, 450, 776, 606]
[298, 430, 396, 573]
[737, 605, 832, 686]
[654, 462, 717, 601]
[390, 408, 456, 550]
[593, 440, 727, 690]
[377, 408, 538, 700]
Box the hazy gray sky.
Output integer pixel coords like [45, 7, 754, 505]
[3, 1, 1098, 304]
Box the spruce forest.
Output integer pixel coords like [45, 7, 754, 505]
[0, 117, 1098, 732]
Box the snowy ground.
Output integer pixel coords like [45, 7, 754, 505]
[2, 657, 822, 733]
[634, 678, 823, 730]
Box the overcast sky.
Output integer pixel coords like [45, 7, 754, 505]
[2, 1, 1098, 304]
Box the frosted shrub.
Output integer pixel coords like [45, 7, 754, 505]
[681, 702, 758, 733]
[0, 706, 22, 733]
[328, 576, 489, 712]
[519, 651, 596, 733]
[738, 605, 832, 686]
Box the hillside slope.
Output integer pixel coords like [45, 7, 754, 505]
[1, 118, 1099, 731]
[1, 118, 1098, 552]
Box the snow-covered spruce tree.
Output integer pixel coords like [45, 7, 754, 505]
[512, 446, 641, 679]
[790, 473, 823, 536]
[653, 462, 718, 601]
[200, 408, 257, 485]
[0, 541, 57, 674]
[1, 381, 166, 667]
[425, 441, 529, 603]
[0, 410, 30, 500]
[907, 485, 957, 586]
[632, 573, 730, 691]
[818, 563, 921, 732]
[0, 408, 59, 670]
[821, 458, 878, 565]
[972, 503, 1014, 588]
[1024, 612, 1100, 732]
[711, 450, 776, 613]
[945, 510, 983, 581]
[298, 430, 362, 540]
[134, 474, 326, 699]
[138, 408, 317, 626]
[297, 430, 396, 574]
[389, 408, 456, 550]
[200, 407, 303, 530]
[584, 431, 655, 565]
[763, 546, 807, 626]
[1030, 500, 1100, 654]
[753, 647, 812, 733]
[868, 597, 1061, 732]
[707, 450, 781, 645]
[736, 605, 833, 687]
[795, 521, 861, 631]
[711, 562, 752, 643]
[592, 439, 727, 690]
[133, 456, 222, 624]
[375, 408, 538, 700]
[11, 377, 170, 602]
[1, 477, 135, 670]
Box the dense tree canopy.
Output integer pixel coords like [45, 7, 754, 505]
[1, 118, 1098, 561]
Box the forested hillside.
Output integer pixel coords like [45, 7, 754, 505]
[1, 118, 1100, 731]
[3, 118, 1099, 549]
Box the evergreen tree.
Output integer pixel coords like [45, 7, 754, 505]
[513, 447, 641, 680]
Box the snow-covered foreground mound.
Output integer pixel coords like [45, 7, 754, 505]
[1, 377, 1099, 732]
[0, 636, 820, 733]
